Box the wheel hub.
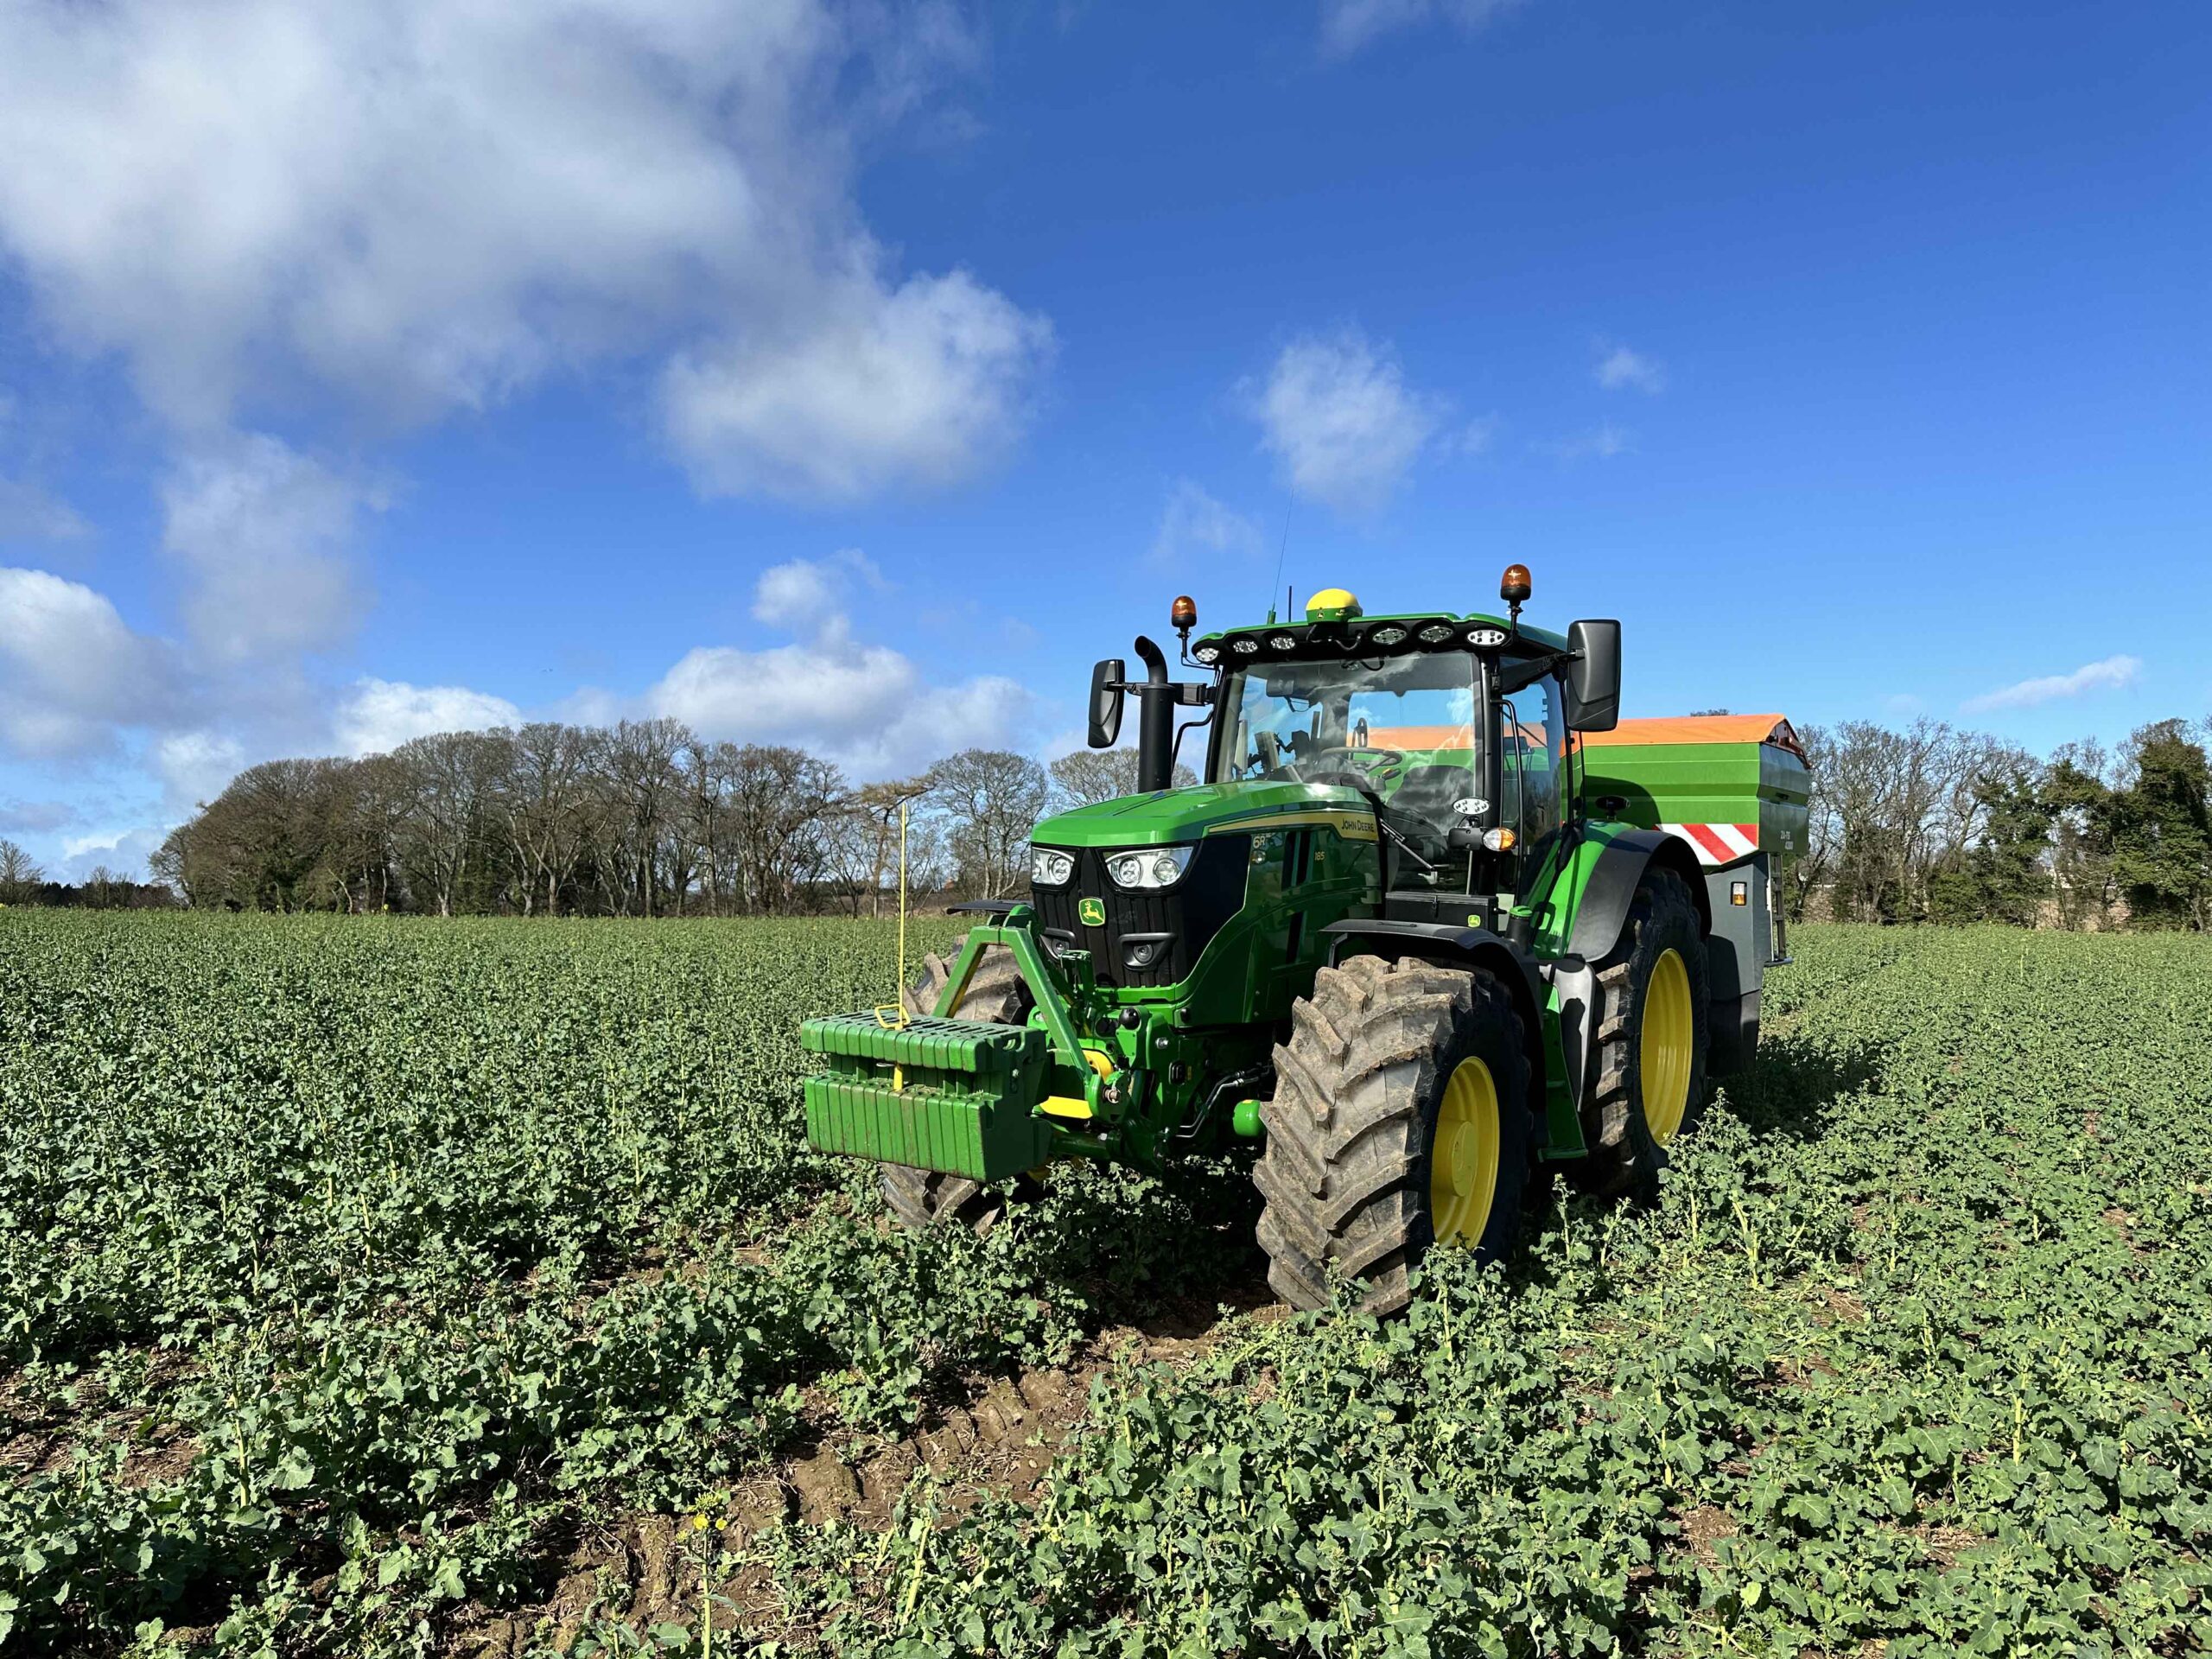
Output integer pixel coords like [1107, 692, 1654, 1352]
[1430, 1056, 1502, 1245]
[1440, 1121, 1479, 1196]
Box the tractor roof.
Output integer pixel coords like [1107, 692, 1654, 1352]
[1192, 611, 1569, 668]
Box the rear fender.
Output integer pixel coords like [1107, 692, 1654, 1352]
[1564, 828, 1710, 962]
[1551, 829, 1716, 1132]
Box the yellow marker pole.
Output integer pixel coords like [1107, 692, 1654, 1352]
[892, 799, 908, 1092]
[898, 798, 908, 1005]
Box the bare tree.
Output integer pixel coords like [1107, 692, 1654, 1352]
[601, 718, 693, 917]
[499, 723, 601, 916]
[928, 748, 1047, 898]
[823, 777, 935, 917]
[0, 837, 44, 904]
[726, 745, 846, 912]
[1046, 747, 1196, 810]
[391, 730, 512, 917]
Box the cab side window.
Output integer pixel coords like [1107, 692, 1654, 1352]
[1504, 676, 1565, 849]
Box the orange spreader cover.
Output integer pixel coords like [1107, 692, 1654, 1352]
[1581, 714, 1802, 757]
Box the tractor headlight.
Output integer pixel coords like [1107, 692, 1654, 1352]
[1193, 642, 1222, 664]
[1031, 848, 1076, 887]
[1104, 844, 1194, 890]
[1465, 625, 1509, 648]
[1367, 625, 1409, 647]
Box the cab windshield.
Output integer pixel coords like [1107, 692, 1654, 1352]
[1212, 651, 1488, 876]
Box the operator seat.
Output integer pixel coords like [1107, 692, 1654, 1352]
[1382, 763, 1479, 880]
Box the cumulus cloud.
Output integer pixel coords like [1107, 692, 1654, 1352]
[56, 823, 170, 885]
[0, 0, 1046, 494]
[1248, 328, 1448, 513]
[752, 549, 887, 633]
[1962, 655, 2142, 715]
[648, 641, 1027, 777]
[641, 548, 1028, 774]
[0, 568, 177, 757]
[1151, 480, 1263, 566]
[1595, 341, 1665, 394]
[332, 679, 524, 758]
[663, 271, 1053, 502]
[153, 730, 249, 814]
[1320, 0, 1522, 55]
[161, 435, 378, 664]
[0, 4, 1059, 856]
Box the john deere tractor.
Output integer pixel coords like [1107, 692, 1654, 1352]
[801, 569, 1810, 1311]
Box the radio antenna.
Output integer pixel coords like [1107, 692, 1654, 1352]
[1266, 505, 1293, 623]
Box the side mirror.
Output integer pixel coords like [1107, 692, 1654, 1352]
[1089, 658, 1125, 748]
[1565, 620, 1622, 732]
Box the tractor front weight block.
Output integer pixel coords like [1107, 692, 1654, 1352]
[800, 1014, 1061, 1180]
[802, 909, 1122, 1179]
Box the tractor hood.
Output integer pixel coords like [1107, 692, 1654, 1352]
[1032, 778, 1379, 851]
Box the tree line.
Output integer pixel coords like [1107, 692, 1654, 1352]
[1788, 715, 2212, 930]
[5, 712, 2203, 930]
[121, 722, 1186, 918]
[0, 841, 173, 911]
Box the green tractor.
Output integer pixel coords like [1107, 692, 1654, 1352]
[801, 569, 1810, 1311]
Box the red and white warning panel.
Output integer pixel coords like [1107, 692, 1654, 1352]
[1662, 823, 1760, 866]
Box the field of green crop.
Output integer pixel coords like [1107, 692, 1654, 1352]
[3, 912, 2209, 1657]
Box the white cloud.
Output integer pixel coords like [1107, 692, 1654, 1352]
[0, 567, 177, 757]
[1962, 655, 2142, 715]
[0, 0, 1050, 855]
[647, 639, 1026, 778]
[1595, 341, 1666, 394]
[663, 271, 1052, 503]
[1152, 480, 1263, 566]
[0, 1, 1043, 499]
[1248, 327, 1447, 513]
[1536, 422, 1635, 461]
[0, 476, 87, 542]
[639, 548, 1027, 774]
[332, 679, 523, 758]
[153, 730, 248, 813]
[752, 549, 886, 633]
[56, 823, 168, 884]
[161, 435, 378, 664]
[1320, 0, 1522, 55]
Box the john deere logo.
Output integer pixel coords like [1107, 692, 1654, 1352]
[1077, 897, 1107, 927]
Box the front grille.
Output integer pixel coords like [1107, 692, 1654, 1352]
[1030, 836, 1251, 988]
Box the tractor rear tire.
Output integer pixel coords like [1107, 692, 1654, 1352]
[1575, 867, 1710, 1204]
[1254, 955, 1535, 1315]
[879, 934, 1036, 1236]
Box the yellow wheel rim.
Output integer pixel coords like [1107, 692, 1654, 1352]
[1641, 947, 1694, 1145]
[1430, 1057, 1502, 1247]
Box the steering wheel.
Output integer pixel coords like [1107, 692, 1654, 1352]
[1296, 745, 1407, 788]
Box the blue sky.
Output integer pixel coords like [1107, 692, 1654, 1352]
[0, 0, 2206, 879]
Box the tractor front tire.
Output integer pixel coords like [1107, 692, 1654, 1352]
[1255, 955, 1535, 1315]
[1575, 867, 1711, 1204]
[879, 933, 1036, 1236]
